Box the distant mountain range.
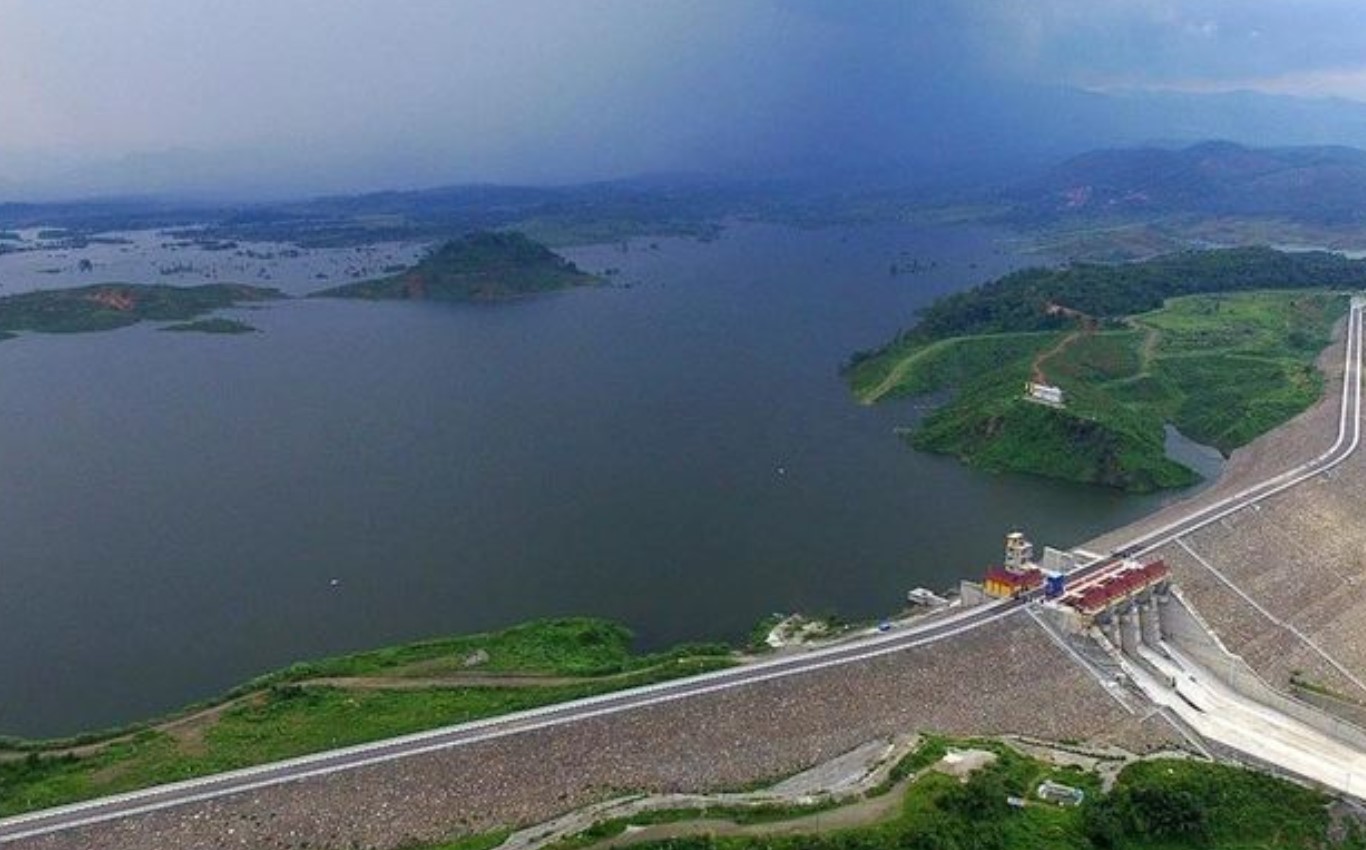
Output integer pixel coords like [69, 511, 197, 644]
[13, 84, 1366, 203]
[9, 137, 1366, 260]
[1008, 140, 1366, 225]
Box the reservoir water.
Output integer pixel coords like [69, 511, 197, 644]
[0, 222, 1202, 736]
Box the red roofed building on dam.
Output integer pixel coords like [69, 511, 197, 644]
[965, 528, 1173, 634]
[981, 531, 1045, 598]
[983, 565, 1044, 598]
[1059, 559, 1171, 622]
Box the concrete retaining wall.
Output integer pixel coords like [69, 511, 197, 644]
[959, 581, 991, 608]
[1296, 688, 1366, 730]
[1159, 588, 1366, 751]
[1138, 599, 1163, 647]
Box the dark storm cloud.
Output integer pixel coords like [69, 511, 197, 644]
[3, 0, 1366, 196]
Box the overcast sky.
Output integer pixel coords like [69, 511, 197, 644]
[4, 0, 1366, 195]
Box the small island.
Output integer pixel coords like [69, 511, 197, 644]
[0, 283, 282, 337]
[159, 317, 259, 334]
[847, 247, 1364, 491]
[310, 230, 598, 302]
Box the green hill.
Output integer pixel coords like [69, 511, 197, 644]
[848, 247, 1353, 491]
[311, 231, 598, 302]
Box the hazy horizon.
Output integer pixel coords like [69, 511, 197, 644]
[8, 1, 1366, 201]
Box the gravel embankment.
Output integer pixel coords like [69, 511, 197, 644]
[1148, 458, 1366, 698]
[15, 613, 1175, 850]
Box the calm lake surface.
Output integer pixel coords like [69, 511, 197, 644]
[0, 222, 1204, 736]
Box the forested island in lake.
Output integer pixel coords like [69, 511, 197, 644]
[0, 231, 598, 342]
[159, 317, 259, 334]
[847, 247, 1366, 492]
[311, 231, 599, 301]
[0, 283, 280, 338]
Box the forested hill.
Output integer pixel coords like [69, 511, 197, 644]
[312, 231, 598, 302]
[896, 246, 1366, 345]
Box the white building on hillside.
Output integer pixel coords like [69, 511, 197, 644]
[1024, 381, 1065, 407]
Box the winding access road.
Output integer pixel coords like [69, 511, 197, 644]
[1, 297, 1361, 844]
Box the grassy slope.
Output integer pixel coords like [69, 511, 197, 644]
[911, 371, 1198, 492]
[855, 291, 1346, 492]
[0, 619, 733, 817]
[850, 332, 1066, 404]
[312, 231, 598, 301]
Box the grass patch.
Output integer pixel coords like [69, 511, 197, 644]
[545, 800, 853, 850]
[849, 332, 1065, 403]
[746, 613, 787, 653]
[862, 735, 950, 798]
[1047, 331, 1145, 383]
[1136, 292, 1341, 451]
[264, 617, 733, 681]
[414, 830, 513, 850]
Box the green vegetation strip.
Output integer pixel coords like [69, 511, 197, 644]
[521, 736, 954, 850]
[415, 831, 515, 850]
[0, 619, 733, 817]
[497, 737, 1357, 850]
[848, 247, 1358, 491]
